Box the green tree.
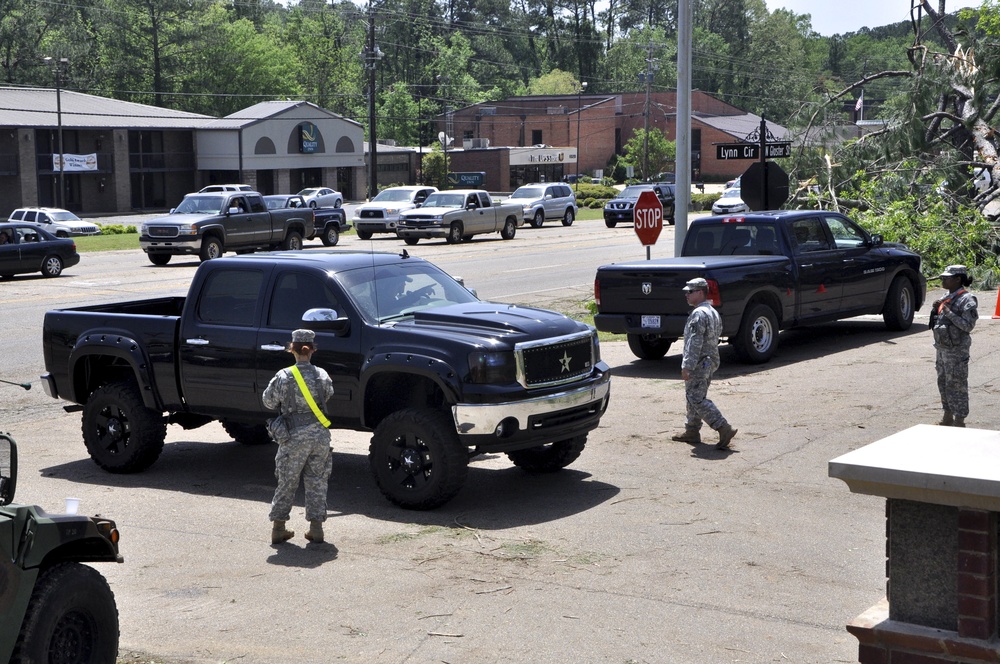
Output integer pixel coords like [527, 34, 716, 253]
[527, 69, 581, 95]
[378, 84, 420, 145]
[622, 128, 675, 180]
[422, 146, 448, 189]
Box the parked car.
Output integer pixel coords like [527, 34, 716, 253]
[0, 222, 80, 278]
[200, 184, 252, 193]
[353, 186, 437, 239]
[297, 187, 343, 209]
[508, 183, 578, 228]
[711, 187, 749, 215]
[603, 184, 676, 227]
[7, 207, 101, 237]
[263, 194, 310, 210]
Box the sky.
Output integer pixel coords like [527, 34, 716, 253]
[766, 0, 983, 36]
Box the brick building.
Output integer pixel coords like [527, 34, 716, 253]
[439, 91, 788, 190]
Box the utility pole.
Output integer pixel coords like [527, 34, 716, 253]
[576, 81, 587, 192]
[675, 0, 692, 255]
[640, 41, 657, 181]
[361, 2, 383, 200]
[44, 56, 69, 209]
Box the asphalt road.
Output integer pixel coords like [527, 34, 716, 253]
[2, 220, 998, 663]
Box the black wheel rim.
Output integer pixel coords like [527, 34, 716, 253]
[384, 431, 432, 490]
[94, 403, 131, 456]
[48, 609, 95, 664]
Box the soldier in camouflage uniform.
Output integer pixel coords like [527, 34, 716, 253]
[931, 265, 978, 427]
[263, 329, 335, 544]
[670, 278, 738, 450]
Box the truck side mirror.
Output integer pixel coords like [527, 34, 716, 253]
[228, 207, 241, 215]
[870, 234, 884, 248]
[0, 433, 17, 506]
[302, 308, 351, 337]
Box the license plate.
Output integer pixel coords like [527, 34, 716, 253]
[641, 315, 660, 328]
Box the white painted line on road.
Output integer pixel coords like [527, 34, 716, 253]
[506, 264, 569, 273]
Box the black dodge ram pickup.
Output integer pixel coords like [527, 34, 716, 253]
[41, 250, 611, 509]
[594, 210, 926, 363]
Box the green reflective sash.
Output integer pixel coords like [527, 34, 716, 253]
[290, 365, 331, 428]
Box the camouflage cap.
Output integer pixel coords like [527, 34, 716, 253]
[939, 265, 968, 278]
[291, 329, 316, 343]
[682, 277, 709, 292]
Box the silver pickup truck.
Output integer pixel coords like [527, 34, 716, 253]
[396, 189, 523, 245]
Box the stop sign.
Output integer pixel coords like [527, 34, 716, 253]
[633, 190, 663, 246]
[740, 161, 789, 211]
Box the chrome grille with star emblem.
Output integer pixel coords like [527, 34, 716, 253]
[515, 331, 595, 388]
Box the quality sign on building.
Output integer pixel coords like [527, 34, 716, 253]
[299, 122, 319, 154]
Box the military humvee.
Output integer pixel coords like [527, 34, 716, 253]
[0, 432, 122, 663]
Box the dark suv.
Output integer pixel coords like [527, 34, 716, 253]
[603, 184, 676, 227]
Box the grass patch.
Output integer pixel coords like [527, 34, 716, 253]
[74, 232, 140, 253]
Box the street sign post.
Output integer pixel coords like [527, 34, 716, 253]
[633, 189, 663, 259]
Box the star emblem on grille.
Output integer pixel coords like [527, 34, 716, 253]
[559, 351, 572, 372]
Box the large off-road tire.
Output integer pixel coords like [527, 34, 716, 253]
[356, 229, 373, 241]
[733, 303, 779, 364]
[199, 236, 223, 261]
[883, 276, 915, 331]
[11, 562, 119, 664]
[148, 253, 171, 266]
[530, 210, 544, 228]
[562, 208, 575, 226]
[626, 333, 674, 360]
[500, 217, 517, 240]
[222, 421, 272, 446]
[446, 222, 464, 244]
[82, 381, 166, 473]
[369, 408, 469, 510]
[506, 435, 587, 472]
[320, 225, 340, 246]
[41, 255, 64, 277]
[605, 218, 617, 228]
[281, 230, 303, 251]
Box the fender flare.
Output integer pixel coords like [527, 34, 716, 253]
[68, 332, 161, 411]
[360, 351, 462, 420]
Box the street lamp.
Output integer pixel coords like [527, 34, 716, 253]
[576, 81, 587, 192]
[43, 56, 69, 209]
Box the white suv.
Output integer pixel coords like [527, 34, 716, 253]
[199, 184, 252, 193]
[508, 183, 578, 228]
[7, 208, 101, 237]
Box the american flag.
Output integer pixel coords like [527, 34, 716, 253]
[855, 92, 864, 112]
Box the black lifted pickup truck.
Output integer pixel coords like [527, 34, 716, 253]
[41, 251, 611, 509]
[594, 210, 926, 363]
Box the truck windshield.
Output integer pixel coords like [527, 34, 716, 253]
[174, 195, 226, 214]
[336, 262, 480, 323]
[420, 193, 466, 208]
[686, 222, 780, 256]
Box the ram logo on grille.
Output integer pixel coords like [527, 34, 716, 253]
[517, 332, 594, 388]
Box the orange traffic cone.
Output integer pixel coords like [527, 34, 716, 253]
[994, 293, 1000, 319]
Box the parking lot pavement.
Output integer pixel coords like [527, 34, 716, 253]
[6, 294, 997, 663]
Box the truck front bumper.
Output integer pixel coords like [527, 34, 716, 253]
[397, 226, 447, 240]
[140, 237, 201, 254]
[355, 220, 398, 233]
[452, 369, 611, 452]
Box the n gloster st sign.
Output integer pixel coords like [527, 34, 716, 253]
[633, 190, 663, 246]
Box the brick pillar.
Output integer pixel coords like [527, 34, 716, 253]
[957, 509, 997, 640]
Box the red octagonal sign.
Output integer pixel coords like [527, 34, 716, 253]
[633, 189, 663, 246]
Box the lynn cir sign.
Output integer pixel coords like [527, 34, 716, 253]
[715, 142, 791, 160]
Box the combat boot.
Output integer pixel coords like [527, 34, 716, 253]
[271, 520, 294, 544]
[716, 424, 738, 450]
[954, 416, 966, 428]
[670, 428, 701, 444]
[305, 520, 324, 543]
[939, 411, 954, 426]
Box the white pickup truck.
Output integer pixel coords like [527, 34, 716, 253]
[396, 189, 523, 245]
